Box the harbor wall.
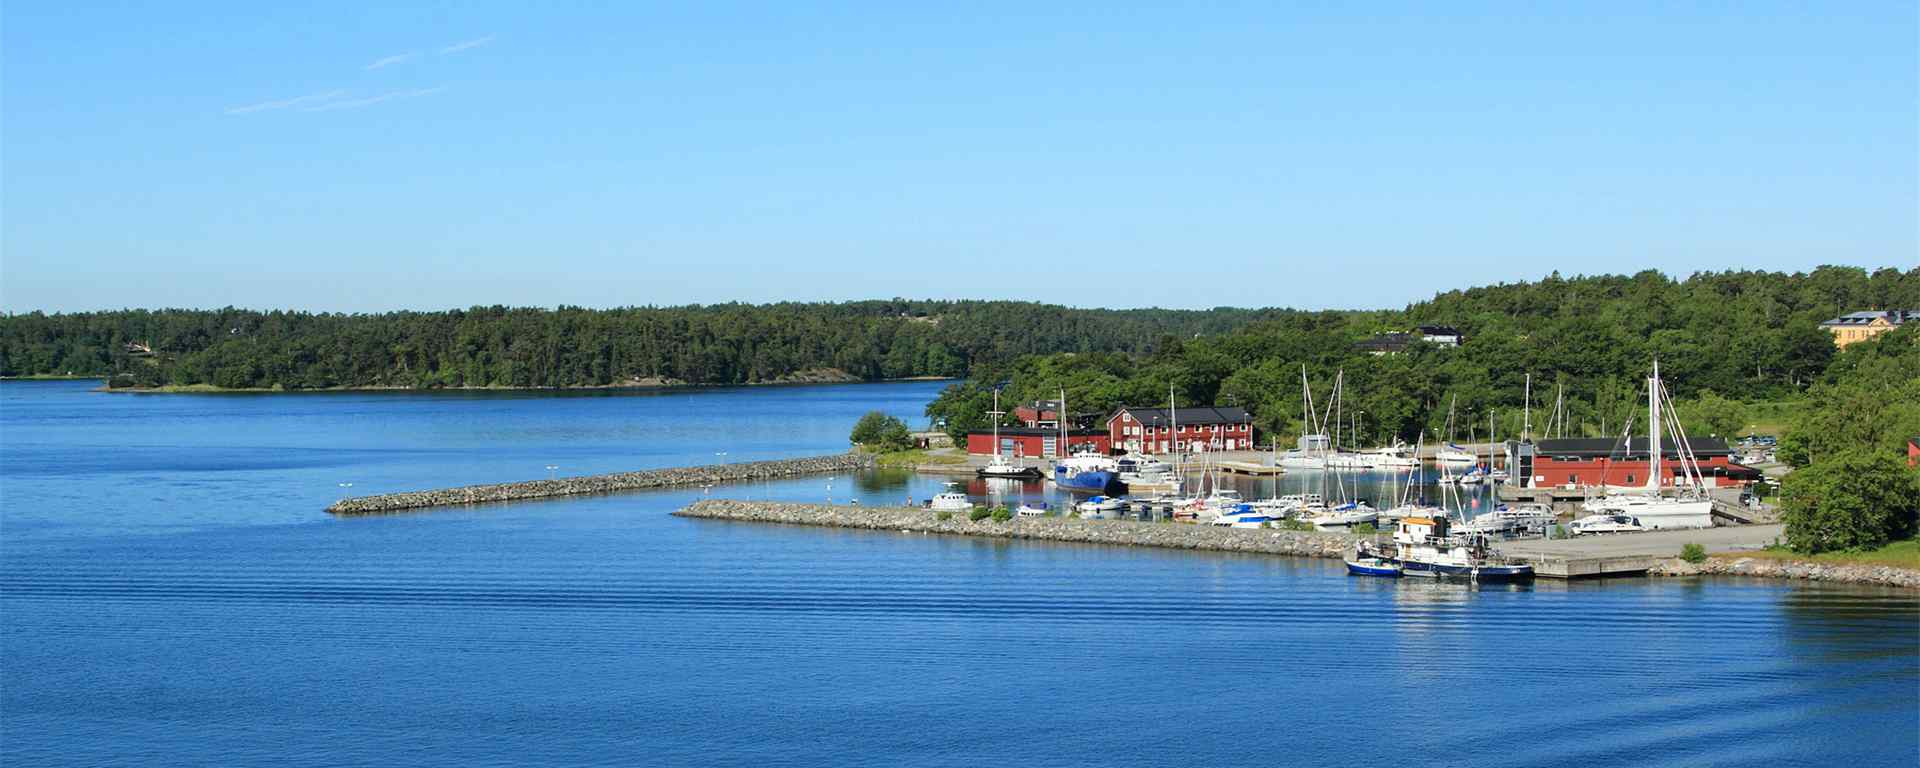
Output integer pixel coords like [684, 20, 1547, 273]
[326, 453, 875, 515]
[1650, 556, 1920, 589]
[673, 499, 1361, 558]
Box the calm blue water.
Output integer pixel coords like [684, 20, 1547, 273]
[3, 380, 1916, 767]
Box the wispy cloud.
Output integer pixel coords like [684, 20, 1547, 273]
[439, 35, 494, 55]
[364, 52, 419, 71]
[225, 90, 349, 115]
[299, 87, 444, 112]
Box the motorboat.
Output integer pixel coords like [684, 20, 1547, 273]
[1569, 513, 1646, 535]
[1277, 434, 1332, 469]
[1387, 515, 1534, 582]
[1208, 503, 1276, 529]
[1116, 455, 1181, 489]
[1015, 501, 1053, 517]
[1052, 453, 1127, 495]
[1309, 501, 1379, 530]
[977, 453, 1041, 479]
[1075, 495, 1127, 515]
[1345, 542, 1403, 577]
[1434, 442, 1477, 467]
[930, 491, 973, 513]
[1457, 504, 1556, 537]
[1365, 442, 1421, 469]
[1324, 451, 1373, 471]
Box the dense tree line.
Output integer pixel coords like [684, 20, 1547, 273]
[928, 266, 1920, 446]
[1776, 326, 1920, 553]
[0, 301, 1279, 389]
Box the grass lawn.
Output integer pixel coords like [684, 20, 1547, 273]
[871, 448, 970, 468]
[1738, 399, 1807, 437]
[1722, 537, 1920, 570]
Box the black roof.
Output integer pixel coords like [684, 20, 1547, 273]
[1820, 310, 1919, 327]
[1355, 333, 1412, 351]
[1415, 325, 1461, 336]
[1113, 406, 1252, 426]
[969, 427, 1105, 437]
[1521, 436, 1732, 458]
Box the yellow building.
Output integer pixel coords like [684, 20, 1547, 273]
[1820, 310, 1916, 347]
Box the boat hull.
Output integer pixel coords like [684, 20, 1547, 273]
[1346, 559, 1403, 577]
[1054, 468, 1126, 495]
[1400, 560, 1535, 582]
[977, 466, 1042, 479]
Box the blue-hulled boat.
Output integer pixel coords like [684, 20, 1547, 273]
[1345, 552, 1403, 577]
[1052, 454, 1127, 495]
[1390, 515, 1535, 582]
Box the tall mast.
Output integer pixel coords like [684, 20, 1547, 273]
[989, 387, 1004, 457]
[1646, 362, 1661, 491]
[1522, 373, 1533, 441]
[1058, 387, 1067, 459]
[1169, 383, 1178, 460]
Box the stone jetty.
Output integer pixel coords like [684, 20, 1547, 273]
[674, 499, 1362, 559]
[327, 453, 875, 515]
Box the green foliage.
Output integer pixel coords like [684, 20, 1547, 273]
[1352, 522, 1379, 534]
[1779, 450, 1920, 554]
[968, 507, 992, 522]
[925, 267, 1920, 446]
[1676, 390, 1749, 437]
[1776, 326, 1920, 467]
[1680, 543, 1708, 564]
[935, 509, 953, 521]
[0, 302, 1279, 389]
[990, 506, 1013, 523]
[1281, 519, 1315, 531]
[849, 411, 913, 451]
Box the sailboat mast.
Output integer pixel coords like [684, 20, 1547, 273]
[1646, 363, 1661, 491]
[1058, 387, 1068, 459]
[1523, 373, 1533, 441]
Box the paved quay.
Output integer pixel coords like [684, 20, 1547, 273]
[327, 453, 874, 515]
[1497, 524, 1784, 578]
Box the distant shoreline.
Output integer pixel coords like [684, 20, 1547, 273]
[76, 374, 956, 394]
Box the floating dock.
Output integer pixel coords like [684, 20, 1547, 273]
[1498, 524, 1785, 578]
[1215, 460, 1285, 476]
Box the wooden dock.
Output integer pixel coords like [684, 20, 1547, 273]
[1216, 460, 1284, 476]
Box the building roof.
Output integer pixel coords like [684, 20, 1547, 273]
[1520, 436, 1733, 459]
[1355, 333, 1412, 352]
[1111, 405, 1252, 426]
[1415, 325, 1461, 337]
[1820, 310, 1919, 327]
[968, 427, 1106, 438]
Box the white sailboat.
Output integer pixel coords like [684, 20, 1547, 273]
[1580, 361, 1713, 530]
[1277, 366, 1333, 469]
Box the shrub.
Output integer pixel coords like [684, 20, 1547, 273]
[935, 510, 953, 521]
[1680, 543, 1708, 564]
[969, 506, 992, 522]
[1780, 449, 1920, 554]
[849, 411, 914, 452]
[1352, 522, 1378, 534]
[1281, 519, 1314, 532]
[990, 506, 1012, 523]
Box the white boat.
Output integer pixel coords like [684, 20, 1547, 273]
[930, 491, 972, 513]
[1075, 495, 1127, 515]
[1116, 455, 1182, 490]
[978, 453, 1041, 479]
[1577, 361, 1714, 530]
[1016, 501, 1053, 517]
[1569, 513, 1645, 535]
[1309, 502, 1379, 530]
[1385, 515, 1535, 581]
[1208, 503, 1276, 528]
[1324, 451, 1373, 471]
[1365, 442, 1421, 469]
[1376, 503, 1445, 521]
[1458, 504, 1556, 536]
[1434, 443, 1477, 466]
[1277, 434, 1332, 469]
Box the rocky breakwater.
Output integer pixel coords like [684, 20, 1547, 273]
[327, 453, 875, 515]
[1651, 556, 1920, 589]
[674, 499, 1361, 559]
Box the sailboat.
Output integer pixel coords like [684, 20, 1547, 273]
[1434, 394, 1476, 467]
[1577, 362, 1713, 529]
[1277, 366, 1334, 469]
[977, 388, 1042, 479]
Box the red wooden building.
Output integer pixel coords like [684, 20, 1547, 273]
[1107, 406, 1254, 455]
[1908, 436, 1919, 468]
[965, 428, 1110, 458]
[1505, 437, 1761, 489]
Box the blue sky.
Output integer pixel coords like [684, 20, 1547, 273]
[3, 2, 1914, 312]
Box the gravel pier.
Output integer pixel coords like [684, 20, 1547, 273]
[674, 499, 1362, 558]
[327, 453, 875, 515]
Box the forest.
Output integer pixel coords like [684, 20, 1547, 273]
[925, 266, 1920, 447]
[0, 301, 1278, 390]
